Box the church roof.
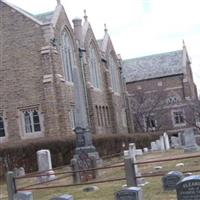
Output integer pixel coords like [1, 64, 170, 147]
[122, 50, 183, 83]
[34, 11, 54, 23]
[1, 0, 54, 24]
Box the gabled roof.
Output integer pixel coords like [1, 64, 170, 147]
[1, 0, 54, 25]
[34, 11, 54, 23]
[123, 50, 184, 83]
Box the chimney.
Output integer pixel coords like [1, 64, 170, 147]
[72, 17, 83, 47]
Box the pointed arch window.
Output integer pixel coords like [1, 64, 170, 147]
[61, 31, 74, 82]
[109, 55, 120, 93]
[88, 44, 101, 88]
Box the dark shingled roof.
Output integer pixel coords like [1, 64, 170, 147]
[122, 50, 183, 82]
[34, 11, 54, 23]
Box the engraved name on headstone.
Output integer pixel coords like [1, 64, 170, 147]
[176, 175, 200, 200]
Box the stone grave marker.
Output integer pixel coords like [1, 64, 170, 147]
[176, 175, 200, 200]
[162, 171, 184, 191]
[151, 141, 157, 151]
[163, 132, 170, 150]
[171, 136, 181, 149]
[178, 132, 185, 146]
[71, 127, 102, 183]
[160, 136, 165, 151]
[14, 167, 25, 177]
[135, 149, 143, 156]
[156, 140, 161, 151]
[183, 128, 199, 153]
[128, 144, 145, 186]
[15, 191, 33, 200]
[37, 149, 55, 182]
[115, 187, 143, 200]
[51, 194, 73, 200]
[143, 147, 148, 153]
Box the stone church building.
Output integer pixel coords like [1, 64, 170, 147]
[0, 0, 130, 142]
[123, 44, 199, 134]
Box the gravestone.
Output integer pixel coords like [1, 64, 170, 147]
[18, 167, 25, 177]
[115, 187, 143, 200]
[151, 141, 158, 151]
[171, 136, 181, 149]
[135, 149, 143, 156]
[160, 136, 165, 151]
[183, 128, 199, 153]
[37, 150, 55, 183]
[71, 127, 102, 183]
[128, 145, 145, 186]
[51, 194, 73, 200]
[14, 167, 25, 177]
[143, 147, 148, 153]
[178, 132, 185, 146]
[15, 191, 33, 200]
[162, 171, 184, 191]
[129, 143, 136, 157]
[156, 140, 161, 151]
[163, 132, 170, 150]
[176, 175, 200, 200]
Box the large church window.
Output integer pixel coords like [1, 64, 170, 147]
[109, 55, 120, 93]
[88, 44, 100, 88]
[61, 31, 74, 82]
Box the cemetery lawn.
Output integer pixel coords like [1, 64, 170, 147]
[1, 149, 200, 200]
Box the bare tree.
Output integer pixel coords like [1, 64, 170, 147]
[129, 90, 167, 133]
[183, 100, 200, 131]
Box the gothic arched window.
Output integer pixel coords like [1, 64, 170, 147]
[61, 31, 74, 82]
[109, 55, 120, 93]
[88, 44, 100, 88]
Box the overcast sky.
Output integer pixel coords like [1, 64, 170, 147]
[8, 0, 200, 93]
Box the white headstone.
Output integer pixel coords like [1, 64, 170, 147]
[163, 132, 170, 150]
[15, 191, 33, 200]
[151, 141, 157, 151]
[156, 140, 161, 151]
[143, 147, 148, 153]
[51, 194, 73, 200]
[37, 149, 55, 182]
[160, 136, 165, 152]
[183, 128, 199, 152]
[129, 143, 136, 158]
[135, 149, 143, 156]
[171, 137, 181, 149]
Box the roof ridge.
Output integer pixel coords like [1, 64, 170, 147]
[124, 50, 183, 62]
[34, 11, 54, 17]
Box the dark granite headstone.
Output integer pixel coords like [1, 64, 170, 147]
[115, 187, 143, 200]
[162, 171, 184, 191]
[176, 175, 200, 200]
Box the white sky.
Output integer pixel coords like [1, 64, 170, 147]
[8, 0, 200, 93]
